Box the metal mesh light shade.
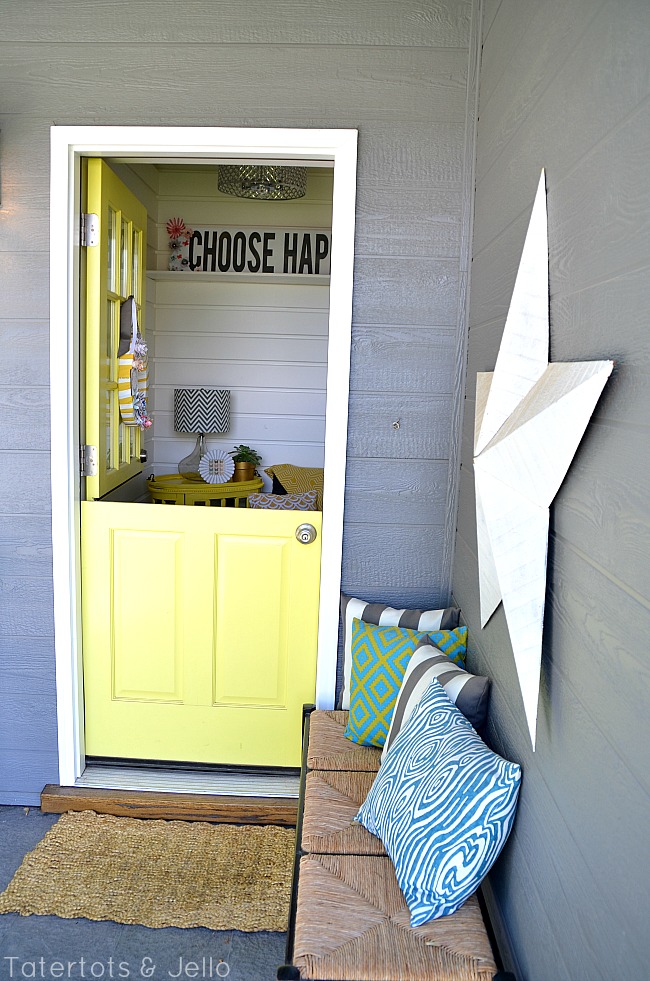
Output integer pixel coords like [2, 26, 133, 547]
[218, 165, 307, 200]
[173, 389, 230, 434]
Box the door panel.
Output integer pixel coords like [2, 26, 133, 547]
[213, 533, 290, 706]
[82, 502, 321, 767]
[111, 529, 185, 701]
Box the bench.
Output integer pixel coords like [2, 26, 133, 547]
[278, 708, 515, 981]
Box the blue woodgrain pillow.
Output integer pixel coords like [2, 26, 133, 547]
[356, 677, 521, 925]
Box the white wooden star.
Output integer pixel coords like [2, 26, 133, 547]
[473, 170, 613, 748]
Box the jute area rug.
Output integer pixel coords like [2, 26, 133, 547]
[0, 810, 295, 932]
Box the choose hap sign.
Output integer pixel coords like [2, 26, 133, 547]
[188, 226, 331, 276]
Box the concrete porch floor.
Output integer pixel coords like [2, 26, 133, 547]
[0, 806, 286, 980]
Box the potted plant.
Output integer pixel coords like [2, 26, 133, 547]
[231, 444, 262, 482]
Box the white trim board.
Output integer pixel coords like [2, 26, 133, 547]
[50, 126, 358, 786]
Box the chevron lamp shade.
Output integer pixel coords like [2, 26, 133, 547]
[174, 388, 231, 434]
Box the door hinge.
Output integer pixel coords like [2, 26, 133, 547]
[81, 444, 98, 478]
[81, 213, 99, 247]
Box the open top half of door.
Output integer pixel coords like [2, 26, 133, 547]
[84, 158, 148, 500]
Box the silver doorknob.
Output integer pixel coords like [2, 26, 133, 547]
[295, 523, 317, 545]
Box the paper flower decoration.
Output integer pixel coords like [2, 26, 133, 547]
[166, 217, 187, 239]
[199, 450, 235, 484]
[474, 170, 613, 748]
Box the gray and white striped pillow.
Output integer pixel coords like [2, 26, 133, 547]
[340, 593, 460, 710]
[381, 641, 490, 760]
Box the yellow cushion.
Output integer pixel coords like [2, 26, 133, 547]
[265, 464, 324, 510]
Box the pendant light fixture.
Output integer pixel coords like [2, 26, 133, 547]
[218, 165, 307, 201]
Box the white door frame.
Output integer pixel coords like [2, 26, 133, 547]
[50, 126, 358, 785]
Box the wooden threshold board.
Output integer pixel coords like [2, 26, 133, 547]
[41, 784, 298, 826]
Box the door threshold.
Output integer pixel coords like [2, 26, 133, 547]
[76, 763, 300, 798]
[40, 766, 300, 826]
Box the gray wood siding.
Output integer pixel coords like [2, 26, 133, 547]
[452, 2, 650, 979]
[0, 0, 478, 801]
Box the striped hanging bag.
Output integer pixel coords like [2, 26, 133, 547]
[117, 296, 152, 430]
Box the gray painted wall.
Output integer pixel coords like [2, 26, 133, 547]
[453, 2, 650, 979]
[0, 0, 478, 803]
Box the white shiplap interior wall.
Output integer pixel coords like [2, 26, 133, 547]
[150, 279, 329, 484]
[134, 165, 332, 486]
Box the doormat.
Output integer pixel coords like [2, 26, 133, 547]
[0, 810, 295, 931]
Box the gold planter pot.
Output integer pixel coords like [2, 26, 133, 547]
[232, 461, 256, 482]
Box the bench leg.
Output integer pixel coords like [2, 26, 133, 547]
[282, 705, 315, 972]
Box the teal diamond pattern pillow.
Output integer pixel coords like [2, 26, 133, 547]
[339, 594, 461, 710]
[344, 618, 468, 747]
[427, 628, 468, 666]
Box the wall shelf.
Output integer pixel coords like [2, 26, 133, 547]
[146, 270, 330, 285]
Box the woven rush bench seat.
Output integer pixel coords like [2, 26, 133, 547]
[279, 709, 512, 981]
[293, 853, 496, 981]
[307, 710, 382, 772]
[302, 769, 386, 856]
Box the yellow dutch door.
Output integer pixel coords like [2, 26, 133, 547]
[81, 161, 321, 767]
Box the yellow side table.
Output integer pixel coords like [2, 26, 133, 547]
[148, 473, 264, 507]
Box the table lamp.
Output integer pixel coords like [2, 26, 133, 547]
[173, 388, 231, 480]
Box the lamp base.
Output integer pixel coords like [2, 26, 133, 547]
[178, 433, 206, 481]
